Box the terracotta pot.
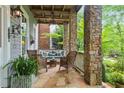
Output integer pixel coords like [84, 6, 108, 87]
[116, 83, 124, 88]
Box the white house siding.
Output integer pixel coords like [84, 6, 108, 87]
[0, 5, 37, 87]
[10, 16, 22, 60]
[10, 35, 22, 59]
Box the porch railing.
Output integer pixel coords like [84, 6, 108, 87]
[74, 52, 84, 73]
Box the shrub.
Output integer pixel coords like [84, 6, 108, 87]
[105, 71, 124, 85]
[103, 59, 116, 73]
[111, 72, 124, 84]
[115, 56, 124, 72]
[105, 73, 114, 84]
[103, 58, 124, 85]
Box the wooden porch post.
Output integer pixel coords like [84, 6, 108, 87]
[63, 22, 69, 54]
[69, 9, 77, 52]
[84, 5, 102, 86]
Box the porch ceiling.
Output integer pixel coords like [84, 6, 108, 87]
[29, 5, 82, 24]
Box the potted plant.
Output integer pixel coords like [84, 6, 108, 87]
[3, 56, 38, 88]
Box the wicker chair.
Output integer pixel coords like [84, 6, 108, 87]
[27, 50, 48, 72]
[27, 50, 37, 60]
[59, 51, 77, 71]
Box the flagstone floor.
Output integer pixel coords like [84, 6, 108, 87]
[32, 65, 113, 88]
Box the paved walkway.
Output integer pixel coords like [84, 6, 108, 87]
[32, 65, 113, 88]
[32, 65, 91, 88]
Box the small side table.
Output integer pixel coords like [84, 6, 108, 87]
[47, 59, 57, 67]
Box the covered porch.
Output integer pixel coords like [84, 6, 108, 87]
[29, 5, 103, 87]
[0, 5, 109, 88]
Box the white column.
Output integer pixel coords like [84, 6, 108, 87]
[0, 5, 10, 88]
[0, 5, 2, 88]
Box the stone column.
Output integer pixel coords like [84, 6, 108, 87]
[63, 22, 69, 54]
[84, 5, 102, 86]
[69, 10, 77, 52]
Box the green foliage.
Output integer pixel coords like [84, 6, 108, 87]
[106, 72, 124, 85]
[103, 57, 124, 85]
[115, 56, 124, 72]
[53, 25, 64, 49]
[77, 12, 84, 51]
[48, 11, 84, 51]
[45, 32, 62, 38]
[47, 25, 64, 49]
[3, 56, 38, 76]
[103, 59, 116, 73]
[102, 6, 124, 56]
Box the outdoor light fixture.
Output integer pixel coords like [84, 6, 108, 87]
[8, 5, 23, 39]
[12, 5, 22, 17]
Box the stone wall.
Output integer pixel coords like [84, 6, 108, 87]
[38, 24, 50, 49]
[84, 5, 102, 86]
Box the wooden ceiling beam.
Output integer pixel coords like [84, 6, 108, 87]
[40, 5, 43, 10]
[40, 6, 44, 17]
[63, 5, 65, 11]
[36, 18, 69, 21]
[52, 5, 54, 11]
[31, 9, 70, 15]
[34, 16, 69, 19]
[60, 5, 65, 18]
[37, 20, 68, 24]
